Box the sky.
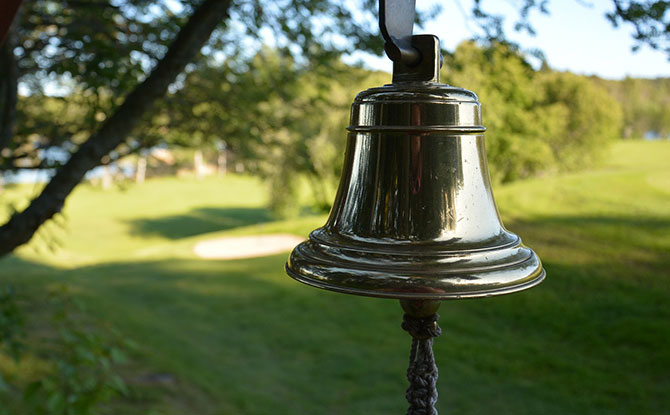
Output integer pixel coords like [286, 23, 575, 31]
[349, 0, 670, 80]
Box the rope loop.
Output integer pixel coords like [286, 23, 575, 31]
[401, 313, 442, 340]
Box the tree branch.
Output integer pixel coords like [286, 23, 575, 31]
[0, 0, 232, 256]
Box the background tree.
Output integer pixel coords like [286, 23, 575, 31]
[537, 71, 623, 169]
[153, 48, 390, 215]
[0, 0, 668, 255]
[0, 0, 395, 256]
[607, 0, 670, 56]
[443, 41, 622, 183]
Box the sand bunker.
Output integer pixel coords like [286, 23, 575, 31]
[193, 234, 305, 260]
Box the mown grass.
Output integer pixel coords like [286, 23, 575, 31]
[1, 140, 669, 414]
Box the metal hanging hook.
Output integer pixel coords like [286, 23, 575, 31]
[379, 0, 421, 66]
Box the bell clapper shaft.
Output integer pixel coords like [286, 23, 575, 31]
[400, 300, 442, 415]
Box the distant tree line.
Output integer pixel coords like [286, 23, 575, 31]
[593, 76, 670, 139]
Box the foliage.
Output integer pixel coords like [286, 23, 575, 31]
[3, 0, 666, 172]
[1, 0, 389, 170]
[443, 41, 622, 183]
[14, 0, 182, 94]
[470, 0, 670, 59]
[606, 0, 670, 56]
[0, 286, 130, 415]
[1, 0, 185, 169]
[242, 60, 388, 214]
[6, 41, 628, 217]
[156, 49, 390, 214]
[0, 285, 23, 362]
[0, 0, 409, 256]
[127, 42, 625, 212]
[0, 0, 668, 255]
[444, 41, 552, 183]
[536, 71, 624, 169]
[7, 93, 100, 169]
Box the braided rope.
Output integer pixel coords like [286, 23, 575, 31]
[401, 313, 442, 415]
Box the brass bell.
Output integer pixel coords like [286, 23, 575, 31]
[286, 35, 545, 299]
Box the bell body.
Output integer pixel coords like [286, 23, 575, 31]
[286, 82, 544, 299]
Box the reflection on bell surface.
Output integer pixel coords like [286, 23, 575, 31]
[286, 35, 544, 300]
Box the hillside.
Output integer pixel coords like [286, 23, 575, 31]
[0, 140, 668, 414]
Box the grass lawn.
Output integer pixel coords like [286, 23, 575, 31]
[1, 140, 669, 414]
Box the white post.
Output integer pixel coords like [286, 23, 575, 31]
[136, 156, 147, 184]
[194, 149, 205, 179]
[218, 150, 227, 176]
[101, 165, 113, 190]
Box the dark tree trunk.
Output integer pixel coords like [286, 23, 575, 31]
[0, 29, 18, 151]
[0, 0, 232, 257]
[0, 0, 23, 45]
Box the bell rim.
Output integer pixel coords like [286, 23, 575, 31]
[286, 235, 546, 300]
[285, 261, 545, 300]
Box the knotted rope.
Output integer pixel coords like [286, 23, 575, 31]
[401, 312, 442, 415]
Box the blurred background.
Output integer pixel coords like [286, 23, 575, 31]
[0, 0, 668, 414]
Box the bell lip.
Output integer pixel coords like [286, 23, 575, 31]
[285, 263, 545, 300]
[285, 236, 546, 300]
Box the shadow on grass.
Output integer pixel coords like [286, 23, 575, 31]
[126, 207, 273, 239]
[2, 212, 669, 414]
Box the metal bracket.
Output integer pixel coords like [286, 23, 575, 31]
[379, 0, 420, 66]
[392, 35, 441, 83]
